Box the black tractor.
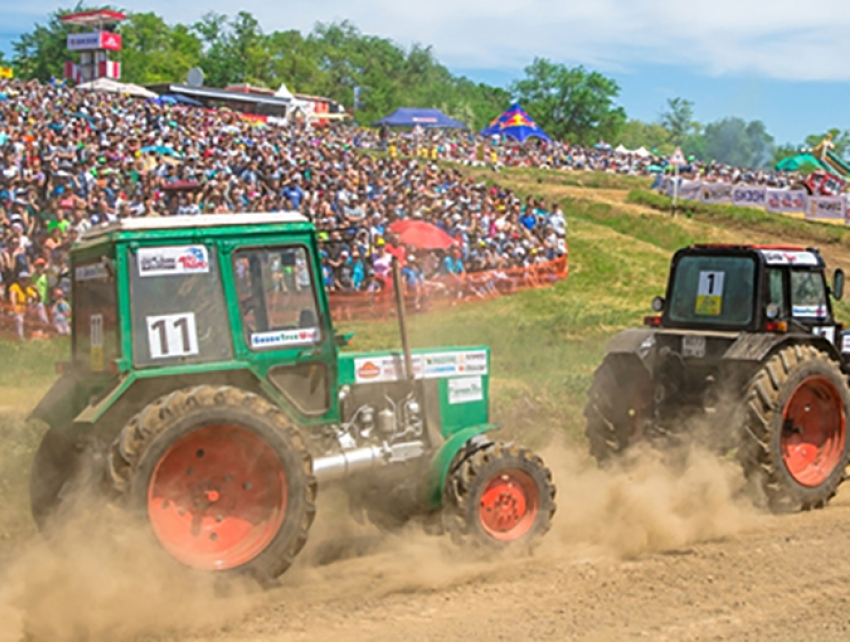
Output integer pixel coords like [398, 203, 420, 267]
[585, 244, 850, 511]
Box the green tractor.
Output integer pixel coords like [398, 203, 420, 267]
[585, 244, 850, 512]
[29, 214, 555, 580]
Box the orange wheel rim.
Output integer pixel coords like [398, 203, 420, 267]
[478, 470, 539, 541]
[781, 377, 846, 487]
[147, 425, 286, 570]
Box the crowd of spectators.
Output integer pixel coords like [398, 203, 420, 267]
[0, 79, 571, 337]
[2, 74, 818, 337]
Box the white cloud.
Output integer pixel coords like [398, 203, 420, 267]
[4, 0, 850, 80]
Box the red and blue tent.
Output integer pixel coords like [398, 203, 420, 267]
[480, 103, 550, 142]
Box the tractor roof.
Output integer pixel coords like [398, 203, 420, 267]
[77, 212, 313, 248]
[686, 244, 823, 267]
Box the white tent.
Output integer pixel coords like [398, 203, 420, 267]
[274, 83, 294, 100]
[634, 146, 652, 158]
[77, 78, 157, 99]
[614, 144, 631, 154]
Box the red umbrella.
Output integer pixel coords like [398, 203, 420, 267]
[388, 220, 455, 250]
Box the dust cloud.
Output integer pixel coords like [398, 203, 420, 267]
[0, 502, 257, 642]
[542, 442, 760, 560]
[0, 442, 762, 641]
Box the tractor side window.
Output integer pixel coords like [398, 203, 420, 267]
[768, 269, 786, 314]
[791, 270, 828, 318]
[73, 258, 119, 372]
[233, 246, 322, 351]
[129, 245, 233, 367]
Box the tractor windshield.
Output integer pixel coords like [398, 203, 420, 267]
[128, 244, 234, 367]
[667, 254, 757, 327]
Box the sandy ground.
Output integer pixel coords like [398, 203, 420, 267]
[2, 443, 850, 642]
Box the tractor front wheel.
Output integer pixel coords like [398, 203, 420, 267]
[108, 386, 316, 580]
[741, 345, 850, 512]
[443, 442, 556, 549]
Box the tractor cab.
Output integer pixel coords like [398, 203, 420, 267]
[650, 245, 844, 340]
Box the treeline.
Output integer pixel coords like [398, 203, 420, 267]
[8, 6, 850, 168]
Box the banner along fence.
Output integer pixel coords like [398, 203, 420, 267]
[328, 255, 568, 322]
[656, 177, 850, 224]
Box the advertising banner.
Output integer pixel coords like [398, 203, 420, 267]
[806, 196, 845, 220]
[732, 186, 767, 207]
[701, 182, 733, 204]
[67, 31, 122, 51]
[678, 180, 702, 201]
[766, 189, 808, 213]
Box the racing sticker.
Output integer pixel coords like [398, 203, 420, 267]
[138, 246, 209, 277]
[146, 312, 199, 359]
[842, 334, 850, 353]
[76, 263, 110, 281]
[90, 314, 104, 371]
[695, 270, 724, 316]
[353, 350, 488, 383]
[250, 327, 319, 349]
[448, 377, 484, 404]
[793, 304, 828, 318]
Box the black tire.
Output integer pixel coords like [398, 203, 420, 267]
[741, 345, 850, 512]
[29, 424, 82, 531]
[108, 385, 317, 581]
[443, 442, 555, 549]
[584, 354, 652, 464]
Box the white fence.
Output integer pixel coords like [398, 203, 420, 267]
[656, 177, 850, 223]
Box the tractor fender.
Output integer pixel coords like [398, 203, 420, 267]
[604, 328, 656, 355]
[423, 423, 499, 511]
[722, 333, 841, 365]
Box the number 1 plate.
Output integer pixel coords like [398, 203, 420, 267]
[682, 335, 706, 358]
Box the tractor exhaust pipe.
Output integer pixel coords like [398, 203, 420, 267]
[311, 441, 426, 484]
[392, 257, 414, 381]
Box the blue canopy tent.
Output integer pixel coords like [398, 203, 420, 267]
[372, 108, 466, 129]
[480, 103, 550, 143]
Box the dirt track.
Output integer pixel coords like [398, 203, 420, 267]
[4, 445, 850, 641]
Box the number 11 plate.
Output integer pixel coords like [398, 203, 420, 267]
[682, 335, 706, 358]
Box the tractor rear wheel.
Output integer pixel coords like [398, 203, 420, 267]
[108, 385, 316, 580]
[30, 424, 82, 531]
[443, 442, 555, 549]
[741, 345, 850, 512]
[584, 354, 652, 464]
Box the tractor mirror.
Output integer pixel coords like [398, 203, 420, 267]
[651, 296, 666, 313]
[834, 268, 845, 301]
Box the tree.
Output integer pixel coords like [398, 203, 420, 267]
[617, 120, 673, 155]
[660, 97, 697, 146]
[511, 58, 626, 144]
[702, 117, 775, 168]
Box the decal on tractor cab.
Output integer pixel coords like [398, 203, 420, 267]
[75, 263, 110, 281]
[138, 246, 210, 277]
[760, 250, 820, 266]
[90, 313, 104, 371]
[695, 270, 724, 316]
[146, 312, 199, 359]
[250, 328, 319, 349]
[353, 350, 488, 383]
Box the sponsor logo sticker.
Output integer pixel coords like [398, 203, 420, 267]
[138, 245, 210, 277]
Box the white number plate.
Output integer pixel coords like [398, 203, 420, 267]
[146, 313, 199, 359]
[682, 335, 706, 358]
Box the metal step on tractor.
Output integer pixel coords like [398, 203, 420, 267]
[29, 213, 556, 581]
[585, 244, 850, 511]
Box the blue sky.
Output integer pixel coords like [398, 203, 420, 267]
[2, 0, 849, 145]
